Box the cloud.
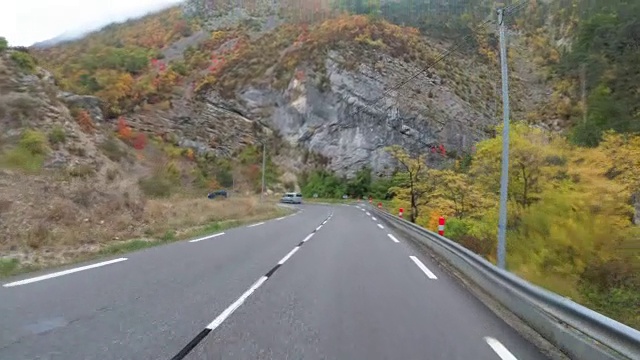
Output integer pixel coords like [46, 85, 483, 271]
[1, 0, 184, 46]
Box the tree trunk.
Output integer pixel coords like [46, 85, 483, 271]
[411, 193, 418, 223]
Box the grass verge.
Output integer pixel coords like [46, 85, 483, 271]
[1, 199, 292, 278]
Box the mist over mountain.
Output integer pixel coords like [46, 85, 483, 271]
[22, 0, 184, 48]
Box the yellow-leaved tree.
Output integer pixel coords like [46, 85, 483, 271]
[385, 124, 640, 328]
[470, 123, 568, 210]
[386, 145, 436, 223]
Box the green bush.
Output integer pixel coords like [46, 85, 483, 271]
[0, 37, 7, 52]
[99, 137, 129, 162]
[299, 167, 394, 199]
[10, 51, 37, 72]
[0, 258, 20, 277]
[1, 148, 43, 172]
[0, 129, 49, 172]
[170, 60, 188, 76]
[68, 164, 95, 178]
[161, 230, 176, 241]
[139, 175, 174, 198]
[443, 218, 472, 240]
[19, 129, 48, 155]
[48, 126, 66, 145]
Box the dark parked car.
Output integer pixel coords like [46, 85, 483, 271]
[208, 190, 228, 199]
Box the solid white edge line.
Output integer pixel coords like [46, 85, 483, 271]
[484, 337, 518, 360]
[372, 217, 377, 221]
[275, 216, 286, 221]
[303, 233, 314, 242]
[377, 224, 385, 229]
[3, 258, 128, 287]
[316, 225, 322, 231]
[206, 276, 268, 330]
[278, 246, 300, 265]
[189, 232, 225, 243]
[248, 222, 265, 228]
[387, 234, 400, 243]
[409, 256, 437, 279]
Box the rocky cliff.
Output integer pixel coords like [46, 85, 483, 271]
[197, 48, 497, 177]
[29, 6, 547, 179]
[113, 13, 544, 178]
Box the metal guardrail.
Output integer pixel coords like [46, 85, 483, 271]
[372, 206, 640, 360]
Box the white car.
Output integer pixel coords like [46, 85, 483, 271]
[280, 192, 302, 204]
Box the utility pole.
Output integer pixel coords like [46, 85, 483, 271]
[497, 7, 511, 269]
[261, 142, 266, 202]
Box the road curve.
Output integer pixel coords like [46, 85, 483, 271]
[0, 203, 550, 360]
[183, 204, 548, 360]
[0, 205, 329, 360]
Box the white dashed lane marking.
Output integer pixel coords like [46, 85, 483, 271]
[3, 258, 128, 288]
[189, 233, 225, 243]
[409, 256, 437, 279]
[484, 337, 518, 360]
[278, 246, 300, 265]
[172, 213, 334, 359]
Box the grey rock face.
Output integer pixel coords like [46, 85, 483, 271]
[59, 93, 105, 122]
[198, 50, 496, 177]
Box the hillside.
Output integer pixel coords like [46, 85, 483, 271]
[0, 47, 284, 275]
[28, 2, 557, 179]
[19, 0, 640, 214]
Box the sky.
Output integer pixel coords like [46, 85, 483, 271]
[1, 0, 184, 46]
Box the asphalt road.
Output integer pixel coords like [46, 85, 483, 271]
[0, 203, 550, 360]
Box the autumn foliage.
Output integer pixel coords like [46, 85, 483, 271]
[195, 15, 432, 96]
[117, 117, 133, 140]
[116, 117, 147, 150]
[132, 133, 147, 150]
[75, 110, 96, 134]
[31, 8, 194, 118]
[388, 125, 640, 329]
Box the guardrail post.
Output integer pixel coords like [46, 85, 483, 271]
[438, 216, 445, 236]
[399, 208, 404, 218]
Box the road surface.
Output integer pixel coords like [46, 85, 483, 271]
[0, 204, 549, 360]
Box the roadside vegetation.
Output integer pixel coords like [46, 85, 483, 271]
[304, 124, 639, 329]
[0, 54, 286, 278]
[0, 120, 287, 278]
[0, 196, 289, 278]
[3, 0, 637, 332]
[384, 125, 640, 329]
[299, 166, 395, 200]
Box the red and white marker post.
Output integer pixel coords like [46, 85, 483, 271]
[438, 216, 445, 236]
[377, 202, 382, 209]
[399, 208, 404, 219]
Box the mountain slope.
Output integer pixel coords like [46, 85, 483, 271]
[30, 5, 547, 177]
[0, 47, 282, 275]
[30, 0, 638, 178]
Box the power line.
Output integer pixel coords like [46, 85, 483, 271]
[355, 17, 495, 116]
[345, 21, 495, 152]
[345, 0, 531, 153]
